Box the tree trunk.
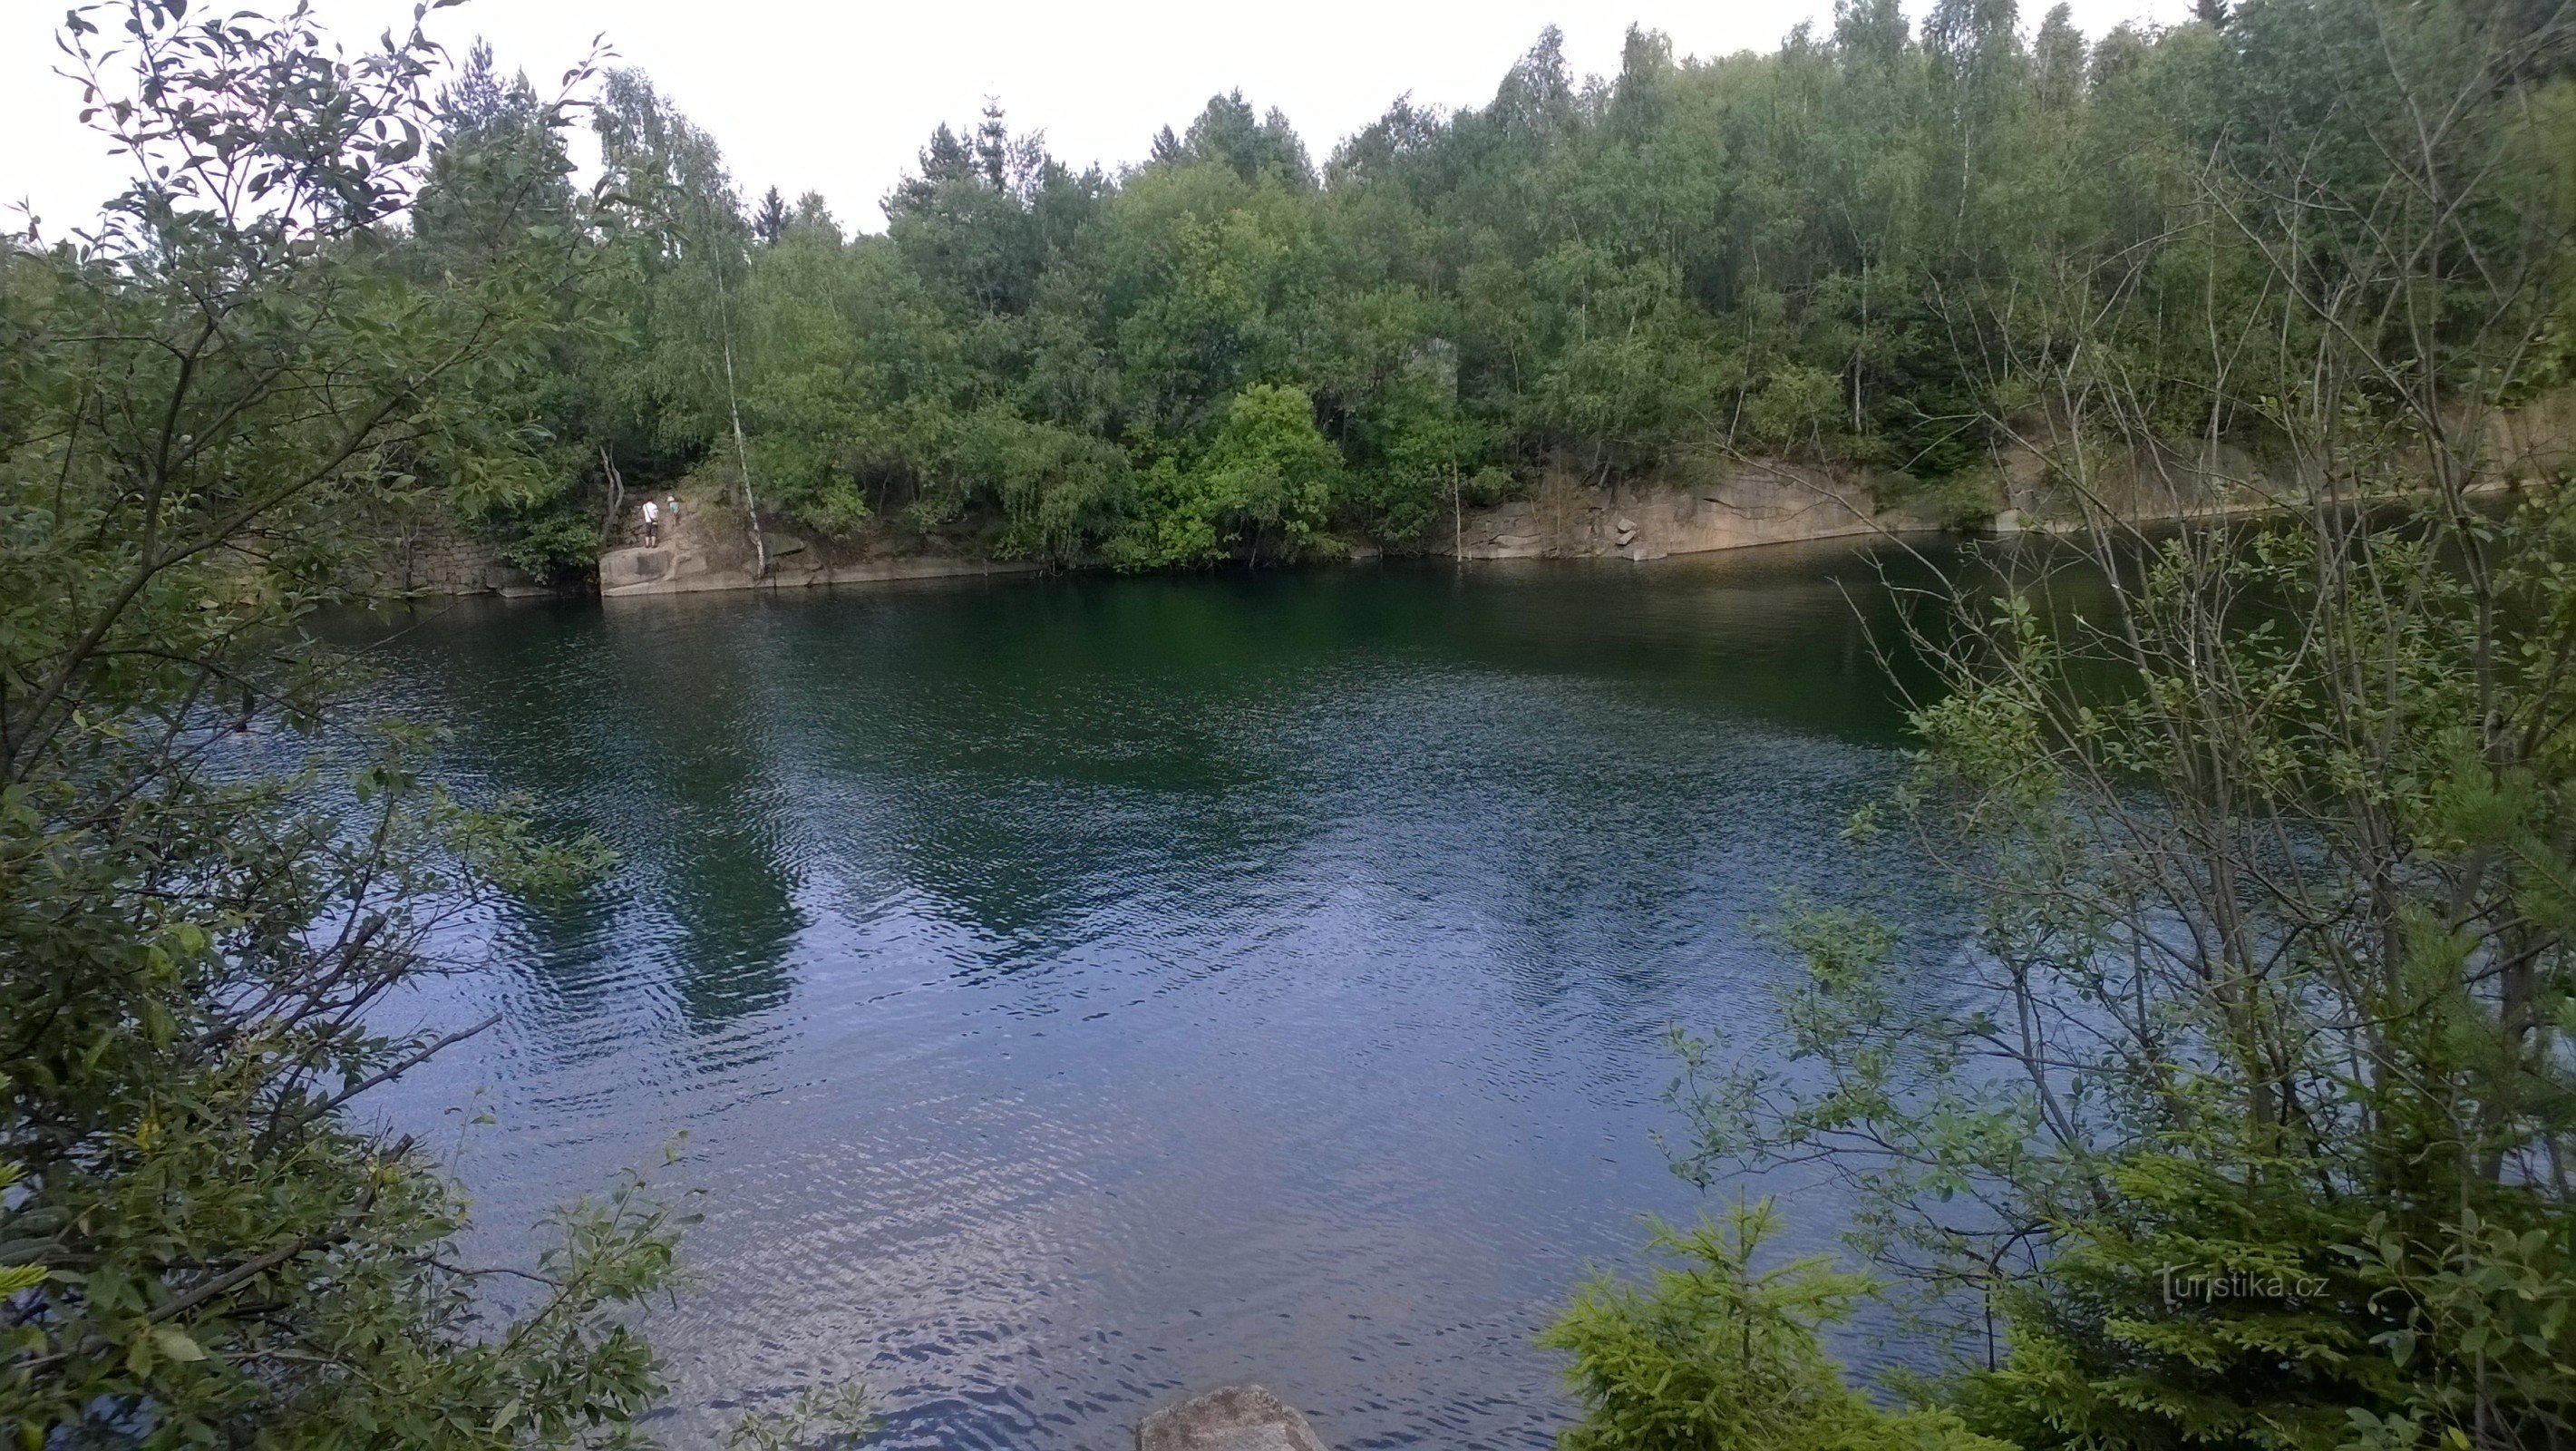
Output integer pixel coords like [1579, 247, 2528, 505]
[712, 262, 767, 579]
[598, 443, 624, 544]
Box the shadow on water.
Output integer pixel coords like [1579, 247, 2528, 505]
[332, 535, 1998, 1451]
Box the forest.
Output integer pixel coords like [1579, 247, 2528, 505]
[397, 0, 2555, 578]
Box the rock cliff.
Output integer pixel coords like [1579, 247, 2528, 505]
[597, 504, 1041, 599]
[1432, 460, 1926, 562]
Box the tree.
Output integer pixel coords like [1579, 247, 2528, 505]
[753, 185, 791, 245]
[592, 69, 769, 571]
[1492, 26, 1580, 146]
[791, 190, 839, 241]
[1161, 92, 1317, 190]
[2032, 5, 2087, 107]
[884, 105, 1084, 316]
[409, 37, 609, 580]
[1835, 0, 1912, 70]
[1117, 383, 1338, 566]
[1543, 1202, 2008, 1451]
[0, 5, 714, 1442]
[1667, 0, 2576, 1445]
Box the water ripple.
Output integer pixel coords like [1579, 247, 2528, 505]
[345, 547, 1977, 1449]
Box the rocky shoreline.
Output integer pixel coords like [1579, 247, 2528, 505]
[528, 460, 1956, 605]
[382, 388, 2576, 602]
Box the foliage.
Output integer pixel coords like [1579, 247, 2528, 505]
[1112, 384, 1339, 567]
[403, 37, 614, 582]
[0, 5, 882, 1445]
[1657, 0, 2576, 1446]
[724, 1383, 878, 1451]
[389, 0, 2532, 572]
[1541, 1200, 2012, 1451]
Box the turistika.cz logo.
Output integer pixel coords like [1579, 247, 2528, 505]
[2160, 1265, 2328, 1306]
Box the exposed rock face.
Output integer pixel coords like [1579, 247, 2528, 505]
[365, 512, 560, 597]
[598, 504, 1043, 599]
[1434, 461, 1924, 562]
[355, 386, 2576, 597]
[1136, 1386, 1327, 1451]
[1428, 387, 2576, 565]
[2490, 387, 2576, 482]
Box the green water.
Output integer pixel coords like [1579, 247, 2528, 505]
[356, 541, 1968, 1448]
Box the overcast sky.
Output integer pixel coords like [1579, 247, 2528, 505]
[2, 0, 2192, 238]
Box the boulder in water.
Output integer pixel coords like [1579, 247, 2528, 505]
[1137, 1385, 1327, 1451]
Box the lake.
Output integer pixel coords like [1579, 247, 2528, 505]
[352, 539, 1973, 1450]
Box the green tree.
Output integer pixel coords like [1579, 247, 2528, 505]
[735, 226, 968, 534]
[1543, 1201, 2009, 1451]
[589, 67, 777, 571]
[1118, 383, 1338, 566]
[1663, 3, 2576, 1447]
[0, 6, 870, 1446]
[408, 38, 608, 580]
[753, 185, 791, 246]
[1152, 92, 1318, 190]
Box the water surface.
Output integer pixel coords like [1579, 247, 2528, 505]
[356, 542, 1968, 1449]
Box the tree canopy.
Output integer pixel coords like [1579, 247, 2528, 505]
[383, 0, 2576, 578]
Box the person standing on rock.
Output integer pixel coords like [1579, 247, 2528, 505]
[641, 496, 660, 546]
[665, 494, 681, 539]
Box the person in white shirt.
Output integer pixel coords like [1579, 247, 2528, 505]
[641, 497, 660, 546]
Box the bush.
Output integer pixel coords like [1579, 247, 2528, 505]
[1116, 384, 1339, 566]
[1541, 1201, 2014, 1451]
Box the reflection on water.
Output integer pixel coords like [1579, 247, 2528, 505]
[352, 542, 1974, 1450]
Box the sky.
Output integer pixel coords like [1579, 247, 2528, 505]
[1, 0, 2193, 239]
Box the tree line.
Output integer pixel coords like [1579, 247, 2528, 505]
[411, 0, 2572, 578]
